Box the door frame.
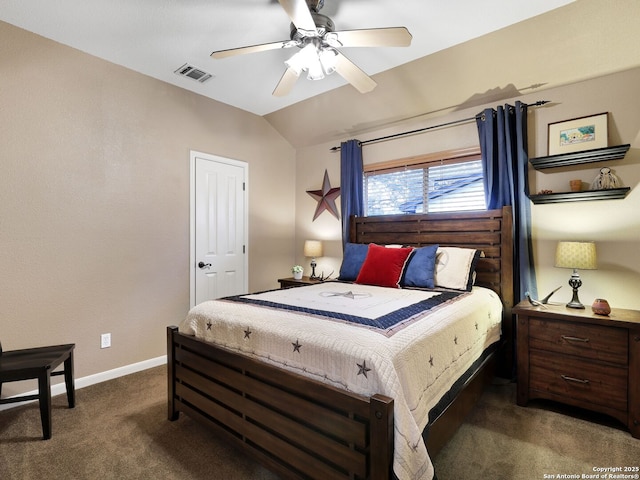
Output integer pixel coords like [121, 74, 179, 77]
[189, 150, 249, 308]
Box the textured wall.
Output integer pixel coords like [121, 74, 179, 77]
[0, 21, 296, 396]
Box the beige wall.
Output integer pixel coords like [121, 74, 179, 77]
[0, 22, 296, 396]
[294, 67, 640, 310]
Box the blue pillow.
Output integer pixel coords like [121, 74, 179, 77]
[338, 243, 370, 281]
[402, 244, 439, 288]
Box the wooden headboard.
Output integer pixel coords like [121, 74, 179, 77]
[349, 206, 514, 316]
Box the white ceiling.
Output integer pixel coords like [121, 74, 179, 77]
[0, 0, 575, 116]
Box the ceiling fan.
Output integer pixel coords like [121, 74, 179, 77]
[210, 0, 412, 97]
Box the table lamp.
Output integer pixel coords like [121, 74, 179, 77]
[554, 241, 597, 309]
[303, 240, 323, 279]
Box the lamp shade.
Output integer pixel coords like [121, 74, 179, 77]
[303, 240, 323, 258]
[555, 241, 597, 270]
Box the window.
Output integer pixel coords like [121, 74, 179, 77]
[364, 150, 486, 216]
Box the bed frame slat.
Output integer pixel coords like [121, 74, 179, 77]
[175, 351, 367, 447]
[354, 216, 501, 234]
[355, 232, 502, 247]
[175, 394, 357, 480]
[176, 381, 365, 480]
[177, 330, 371, 418]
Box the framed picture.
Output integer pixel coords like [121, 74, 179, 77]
[547, 112, 608, 156]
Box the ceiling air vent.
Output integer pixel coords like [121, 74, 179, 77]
[174, 63, 213, 83]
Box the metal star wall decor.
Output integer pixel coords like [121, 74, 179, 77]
[307, 169, 341, 221]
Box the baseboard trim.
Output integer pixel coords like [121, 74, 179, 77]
[0, 355, 167, 411]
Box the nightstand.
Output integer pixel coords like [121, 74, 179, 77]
[514, 300, 640, 438]
[277, 276, 321, 289]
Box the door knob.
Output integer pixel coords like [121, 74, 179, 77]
[198, 261, 211, 269]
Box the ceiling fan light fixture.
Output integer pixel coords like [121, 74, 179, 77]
[319, 47, 337, 75]
[285, 41, 338, 81]
[285, 42, 328, 81]
[306, 56, 325, 80]
[285, 43, 315, 72]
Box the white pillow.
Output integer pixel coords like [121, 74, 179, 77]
[434, 247, 482, 291]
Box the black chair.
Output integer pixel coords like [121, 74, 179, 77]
[0, 341, 75, 439]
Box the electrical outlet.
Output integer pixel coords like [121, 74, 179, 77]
[101, 333, 111, 349]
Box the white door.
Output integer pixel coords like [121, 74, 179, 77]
[190, 151, 248, 307]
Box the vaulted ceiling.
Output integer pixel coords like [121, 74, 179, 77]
[2, 0, 640, 148]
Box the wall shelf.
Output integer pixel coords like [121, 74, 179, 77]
[529, 143, 632, 204]
[529, 187, 630, 204]
[530, 144, 630, 169]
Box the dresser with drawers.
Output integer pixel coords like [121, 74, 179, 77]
[514, 300, 640, 438]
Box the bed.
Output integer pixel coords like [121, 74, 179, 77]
[167, 206, 513, 480]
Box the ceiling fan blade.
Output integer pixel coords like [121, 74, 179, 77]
[211, 40, 295, 59]
[273, 66, 301, 97]
[330, 27, 412, 48]
[279, 0, 317, 34]
[333, 52, 377, 94]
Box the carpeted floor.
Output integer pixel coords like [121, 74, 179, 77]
[433, 379, 640, 479]
[1, 366, 638, 479]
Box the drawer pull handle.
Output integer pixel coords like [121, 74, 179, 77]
[561, 374, 590, 385]
[561, 335, 590, 343]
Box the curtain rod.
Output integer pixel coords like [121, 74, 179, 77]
[329, 100, 550, 151]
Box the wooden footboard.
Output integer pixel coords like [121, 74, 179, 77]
[167, 326, 394, 480]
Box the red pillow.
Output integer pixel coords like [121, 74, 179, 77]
[355, 244, 414, 288]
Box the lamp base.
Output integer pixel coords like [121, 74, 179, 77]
[566, 299, 585, 309]
[310, 259, 319, 280]
[566, 272, 585, 309]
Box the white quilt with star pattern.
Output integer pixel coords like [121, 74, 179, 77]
[179, 283, 503, 480]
